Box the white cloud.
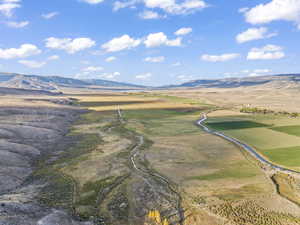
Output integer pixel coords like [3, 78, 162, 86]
[42, 12, 59, 19]
[0, 44, 41, 59]
[5, 20, 29, 28]
[139, 10, 164, 19]
[144, 56, 165, 62]
[113, 0, 138, 11]
[0, 1, 21, 17]
[19, 60, 46, 68]
[45, 37, 96, 54]
[177, 74, 193, 81]
[82, 66, 104, 72]
[201, 53, 240, 62]
[144, 0, 207, 15]
[114, 0, 207, 15]
[81, 0, 104, 4]
[247, 44, 285, 60]
[99, 72, 120, 80]
[236, 27, 277, 43]
[136, 72, 152, 79]
[241, 69, 250, 73]
[144, 32, 182, 47]
[175, 27, 192, 36]
[244, 0, 300, 28]
[47, 55, 59, 60]
[102, 35, 141, 52]
[253, 69, 272, 73]
[105, 56, 117, 62]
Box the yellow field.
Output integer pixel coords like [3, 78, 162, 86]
[76, 95, 199, 111]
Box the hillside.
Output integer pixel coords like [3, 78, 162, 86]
[169, 74, 300, 89]
[0, 73, 146, 91]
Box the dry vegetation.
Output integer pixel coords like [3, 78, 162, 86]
[2, 89, 300, 225]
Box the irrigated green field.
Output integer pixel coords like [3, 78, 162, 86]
[206, 120, 269, 130]
[271, 125, 300, 137]
[206, 111, 300, 171]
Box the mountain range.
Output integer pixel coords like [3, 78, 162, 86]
[1, 72, 300, 92]
[0, 72, 145, 92]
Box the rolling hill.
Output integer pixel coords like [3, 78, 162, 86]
[0, 72, 146, 91]
[167, 74, 300, 89]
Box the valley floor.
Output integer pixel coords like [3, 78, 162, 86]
[1, 91, 300, 225]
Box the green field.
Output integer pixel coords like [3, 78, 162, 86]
[271, 125, 300, 137]
[206, 120, 268, 131]
[261, 146, 300, 167]
[207, 113, 300, 171]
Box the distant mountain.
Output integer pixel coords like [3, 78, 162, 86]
[166, 74, 300, 89]
[0, 87, 61, 96]
[0, 72, 146, 91]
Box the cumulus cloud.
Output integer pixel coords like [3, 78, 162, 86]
[99, 72, 121, 80]
[114, 0, 207, 15]
[82, 66, 104, 72]
[0, 0, 21, 17]
[42, 12, 59, 19]
[45, 37, 96, 54]
[254, 69, 272, 73]
[236, 27, 277, 43]
[174, 27, 192, 36]
[144, 56, 165, 62]
[144, 32, 181, 47]
[47, 55, 60, 60]
[113, 0, 138, 11]
[136, 72, 152, 79]
[18, 60, 46, 68]
[0, 44, 41, 59]
[177, 74, 194, 81]
[247, 44, 285, 60]
[244, 0, 300, 28]
[5, 20, 29, 28]
[105, 56, 117, 62]
[139, 10, 164, 19]
[102, 35, 141, 52]
[201, 53, 240, 62]
[249, 69, 272, 77]
[144, 0, 207, 15]
[81, 0, 104, 4]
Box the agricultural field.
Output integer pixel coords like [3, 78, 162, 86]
[204, 111, 300, 171]
[62, 92, 300, 225]
[2, 91, 300, 225]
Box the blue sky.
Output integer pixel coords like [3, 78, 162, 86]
[0, 0, 299, 85]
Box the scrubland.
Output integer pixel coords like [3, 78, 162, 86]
[1, 90, 300, 225]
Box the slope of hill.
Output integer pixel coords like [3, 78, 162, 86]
[169, 74, 300, 89]
[0, 72, 146, 91]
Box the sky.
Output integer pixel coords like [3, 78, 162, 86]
[0, 0, 300, 85]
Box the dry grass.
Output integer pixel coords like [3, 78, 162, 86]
[272, 173, 300, 206]
[157, 87, 300, 113]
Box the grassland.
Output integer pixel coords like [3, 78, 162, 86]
[34, 92, 300, 225]
[272, 173, 300, 206]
